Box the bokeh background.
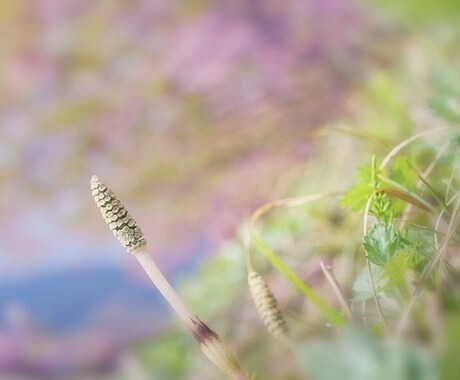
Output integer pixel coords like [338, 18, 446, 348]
[0, 0, 459, 379]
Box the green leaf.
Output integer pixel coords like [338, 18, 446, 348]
[340, 163, 374, 211]
[389, 157, 417, 192]
[380, 247, 415, 290]
[363, 220, 405, 266]
[340, 158, 397, 219]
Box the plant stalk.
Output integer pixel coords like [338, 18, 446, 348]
[91, 175, 249, 380]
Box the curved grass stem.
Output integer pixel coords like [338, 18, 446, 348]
[319, 261, 354, 323]
[378, 175, 438, 215]
[251, 233, 345, 327]
[379, 128, 447, 171]
[246, 192, 346, 327]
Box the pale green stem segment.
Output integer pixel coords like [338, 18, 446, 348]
[378, 175, 438, 215]
[251, 232, 345, 327]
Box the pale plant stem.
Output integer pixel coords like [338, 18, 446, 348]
[379, 128, 446, 171]
[366, 260, 388, 332]
[399, 143, 449, 230]
[91, 176, 249, 380]
[134, 249, 196, 330]
[134, 248, 249, 380]
[135, 248, 249, 379]
[249, 192, 343, 227]
[433, 210, 445, 249]
[330, 125, 391, 148]
[319, 261, 354, 323]
[244, 228, 255, 272]
[446, 172, 457, 204]
[363, 193, 389, 332]
[378, 175, 438, 215]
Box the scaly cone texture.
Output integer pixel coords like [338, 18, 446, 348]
[90, 175, 147, 254]
[248, 271, 288, 339]
[90, 175, 249, 379]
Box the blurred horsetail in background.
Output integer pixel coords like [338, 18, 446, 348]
[248, 271, 288, 340]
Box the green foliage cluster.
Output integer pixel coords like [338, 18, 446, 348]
[260, 76, 460, 378]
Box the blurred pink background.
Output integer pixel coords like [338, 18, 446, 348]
[0, 0, 389, 377]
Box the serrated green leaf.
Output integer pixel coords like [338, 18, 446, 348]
[380, 247, 415, 290]
[363, 220, 405, 266]
[389, 157, 417, 192]
[340, 181, 374, 211]
[340, 163, 374, 211]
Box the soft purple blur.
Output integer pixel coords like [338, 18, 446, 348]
[0, 0, 385, 377]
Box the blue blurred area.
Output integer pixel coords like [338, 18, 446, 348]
[0, 264, 162, 333]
